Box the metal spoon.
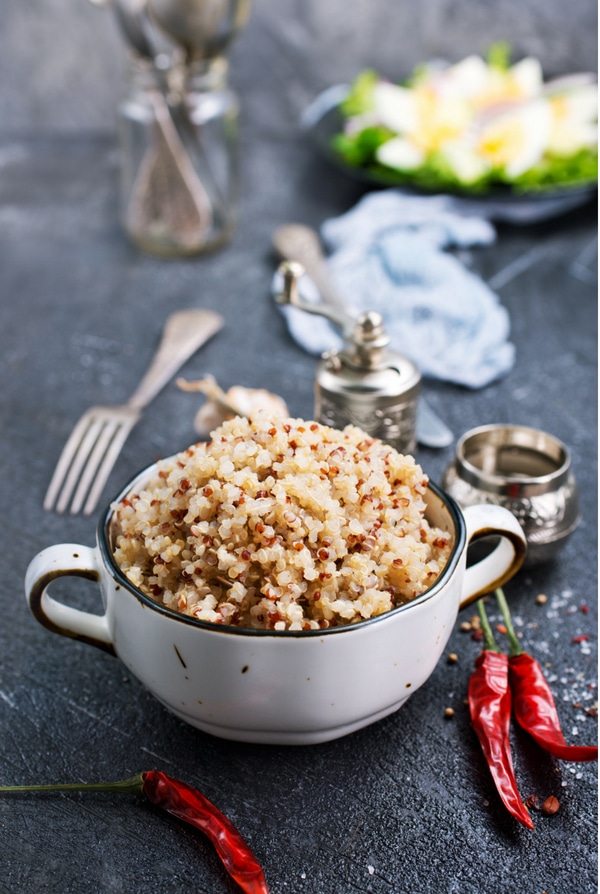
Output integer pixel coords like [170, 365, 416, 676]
[272, 223, 454, 449]
[147, 0, 251, 63]
[89, 0, 157, 61]
[273, 223, 346, 311]
[113, 0, 155, 58]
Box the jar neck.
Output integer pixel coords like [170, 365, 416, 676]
[126, 54, 229, 95]
[184, 56, 230, 91]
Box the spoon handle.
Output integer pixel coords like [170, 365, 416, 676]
[127, 310, 224, 410]
[272, 224, 345, 309]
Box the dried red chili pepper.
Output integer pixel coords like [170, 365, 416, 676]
[495, 588, 598, 764]
[509, 653, 598, 762]
[0, 771, 269, 894]
[468, 599, 534, 829]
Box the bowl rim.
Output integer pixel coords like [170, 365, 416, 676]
[98, 462, 466, 638]
[454, 423, 573, 495]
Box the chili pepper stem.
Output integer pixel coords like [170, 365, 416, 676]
[0, 775, 144, 795]
[477, 598, 501, 652]
[495, 587, 523, 656]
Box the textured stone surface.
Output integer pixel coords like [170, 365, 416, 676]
[0, 4, 597, 893]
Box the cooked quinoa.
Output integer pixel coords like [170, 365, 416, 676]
[111, 416, 453, 631]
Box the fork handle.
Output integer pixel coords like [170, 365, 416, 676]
[127, 309, 224, 411]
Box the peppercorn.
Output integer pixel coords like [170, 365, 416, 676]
[542, 796, 560, 816]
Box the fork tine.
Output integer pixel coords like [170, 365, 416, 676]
[54, 418, 107, 514]
[69, 418, 123, 515]
[81, 417, 138, 516]
[43, 413, 98, 512]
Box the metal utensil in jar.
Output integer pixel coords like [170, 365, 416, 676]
[441, 423, 580, 564]
[148, 0, 251, 63]
[276, 261, 421, 454]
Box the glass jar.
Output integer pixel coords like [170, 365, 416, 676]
[118, 56, 239, 257]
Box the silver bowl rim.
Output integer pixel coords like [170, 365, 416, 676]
[453, 423, 573, 496]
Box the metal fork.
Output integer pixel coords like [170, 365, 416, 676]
[44, 309, 224, 516]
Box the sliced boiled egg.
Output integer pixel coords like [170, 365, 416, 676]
[435, 55, 492, 100]
[548, 84, 598, 155]
[411, 88, 471, 150]
[475, 99, 553, 178]
[440, 142, 491, 184]
[509, 57, 544, 98]
[373, 82, 419, 133]
[374, 80, 470, 154]
[376, 136, 425, 170]
[433, 55, 542, 108]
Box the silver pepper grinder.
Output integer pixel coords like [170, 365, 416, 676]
[276, 261, 421, 454]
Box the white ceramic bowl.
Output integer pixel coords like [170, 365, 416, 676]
[26, 464, 526, 745]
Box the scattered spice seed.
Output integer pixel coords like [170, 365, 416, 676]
[460, 621, 472, 632]
[525, 794, 541, 811]
[572, 635, 590, 643]
[541, 796, 560, 816]
[444, 708, 455, 718]
[496, 624, 508, 635]
[536, 593, 548, 605]
[447, 653, 458, 664]
[580, 605, 590, 614]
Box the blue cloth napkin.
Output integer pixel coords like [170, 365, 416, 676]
[275, 189, 516, 389]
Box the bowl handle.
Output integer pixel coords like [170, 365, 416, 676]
[459, 505, 527, 610]
[25, 544, 115, 655]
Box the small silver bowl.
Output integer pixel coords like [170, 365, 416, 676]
[442, 424, 580, 565]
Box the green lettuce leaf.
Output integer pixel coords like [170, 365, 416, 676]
[332, 126, 394, 168]
[340, 69, 378, 117]
[487, 41, 512, 71]
[509, 148, 598, 192]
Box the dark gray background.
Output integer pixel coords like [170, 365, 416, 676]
[0, 2, 597, 893]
